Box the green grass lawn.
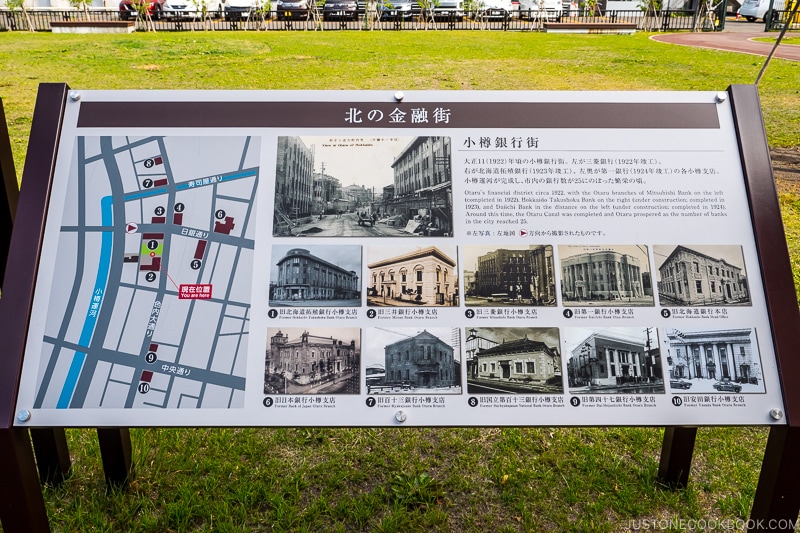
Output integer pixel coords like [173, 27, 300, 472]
[1, 31, 799, 533]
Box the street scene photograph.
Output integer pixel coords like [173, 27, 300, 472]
[465, 327, 563, 394]
[363, 327, 462, 394]
[269, 244, 362, 307]
[565, 327, 665, 394]
[265, 327, 360, 394]
[366, 245, 458, 307]
[663, 327, 766, 393]
[462, 245, 556, 307]
[653, 245, 751, 307]
[272, 136, 453, 238]
[559, 245, 655, 307]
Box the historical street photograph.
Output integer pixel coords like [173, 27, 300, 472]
[462, 245, 556, 307]
[269, 244, 362, 307]
[565, 327, 665, 394]
[663, 327, 765, 393]
[465, 327, 563, 394]
[363, 327, 461, 394]
[559, 245, 655, 307]
[653, 245, 750, 307]
[272, 136, 453, 237]
[366, 245, 459, 307]
[265, 328, 360, 394]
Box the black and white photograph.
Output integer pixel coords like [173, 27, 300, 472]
[664, 327, 765, 393]
[269, 245, 361, 307]
[366, 245, 459, 307]
[272, 136, 453, 237]
[462, 245, 556, 307]
[559, 245, 655, 307]
[465, 327, 563, 394]
[265, 328, 361, 394]
[364, 327, 461, 394]
[653, 245, 750, 307]
[565, 327, 665, 394]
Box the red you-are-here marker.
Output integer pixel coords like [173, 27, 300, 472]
[179, 284, 212, 300]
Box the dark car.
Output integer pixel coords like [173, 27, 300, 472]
[276, 0, 311, 19]
[323, 0, 358, 19]
[119, 0, 168, 19]
[712, 377, 742, 393]
[670, 378, 692, 390]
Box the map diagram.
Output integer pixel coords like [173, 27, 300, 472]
[33, 136, 259, 409]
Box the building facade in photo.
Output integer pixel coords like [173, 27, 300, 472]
[387, 137, 452, 235]
[275, 136, 314, 227]
[568, 332, 662, 388]
[475, 336, 561, 385]
[368, 246, 457, 306]
[561, 251, 645, 301]
[464, 328, 499, 379]
[666, 328, 760, 383]
[313, 170, 342, 215]
[268, 330, 359, 386]
[475, 245, 555, 304]
[384, 330, 456, 388]
[272, 248, 360, 302]
[657, 246, 749, 305]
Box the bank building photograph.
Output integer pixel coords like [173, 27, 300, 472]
[565, 327, 665, 394]
[269, 245, 361, 307]
[664, 328, 765, 393]
[367, 245, 458, 307]
[265, 328, 360, 395]
[559, 245, 654, 307]
[654, 245, 750, 307]
[462, 245, 556, 307]
[362, 327, 461, 394]
[465, 327, 563, 394]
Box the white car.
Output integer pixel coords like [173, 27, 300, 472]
[737, 0, 783, 21]
[518, 0, 562, 20]
[473, 0, 513, 19]
[225, 0, 269, 19]
[162, 0, 225, 18]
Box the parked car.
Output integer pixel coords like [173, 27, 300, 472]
[323, 0, 359, 19]
[737, 0, 783, 21]
[670, 378, 692, 390]
[378, 0, 414, 19]
[517, 0, 562, 20]
[713, 377, 743, 393]
[119, 0, 167, 19]
[225, 0, 270, 19]
[472, 0, 513, 19]
[421, 0, 464, 20]
[162, 0, 224, 19]
[276, 0, 311, 19]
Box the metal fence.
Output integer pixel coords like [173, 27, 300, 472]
[766, 8, 800, 30]
[0, 7, 712, 31]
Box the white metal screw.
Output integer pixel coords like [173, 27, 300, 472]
[395, 410, 407, 423]
[69, 91, 81, 102]
[17, 410, 31, 423]
[769, 408, 784, 421]
[394, 91, 405, 102]
[715, 92, 727, 103]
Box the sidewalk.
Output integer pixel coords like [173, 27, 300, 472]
[651, 19, 800, 62]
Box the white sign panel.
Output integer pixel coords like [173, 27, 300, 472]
[13, 90, 786, 427]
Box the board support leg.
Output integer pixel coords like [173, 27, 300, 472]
[0, 428, 51, 533]
[30, 428, 71, 486]
[97, 428, 133, 489]
[748, 426, 800, 532]
[657, 426, 697, 489]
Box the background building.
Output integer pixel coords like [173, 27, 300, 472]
[384, 330, 457, 389]
[268, 329, 359, 386]
[275, 136, 314, 230]
[568, 331, 662, 390]
[474, 336, 561, 386]
[465, 327, 499, 379]
[657, 246, 749, 305]
[474, 246, 555, 304]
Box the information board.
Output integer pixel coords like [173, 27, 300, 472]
[11, 89, 788, 427]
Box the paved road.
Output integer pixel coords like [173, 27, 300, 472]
[651, 19, 800, 62]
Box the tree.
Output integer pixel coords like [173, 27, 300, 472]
[67, 0, 91, 19]
[6, 0, 36, 31]
[132, 0, 157, 31]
